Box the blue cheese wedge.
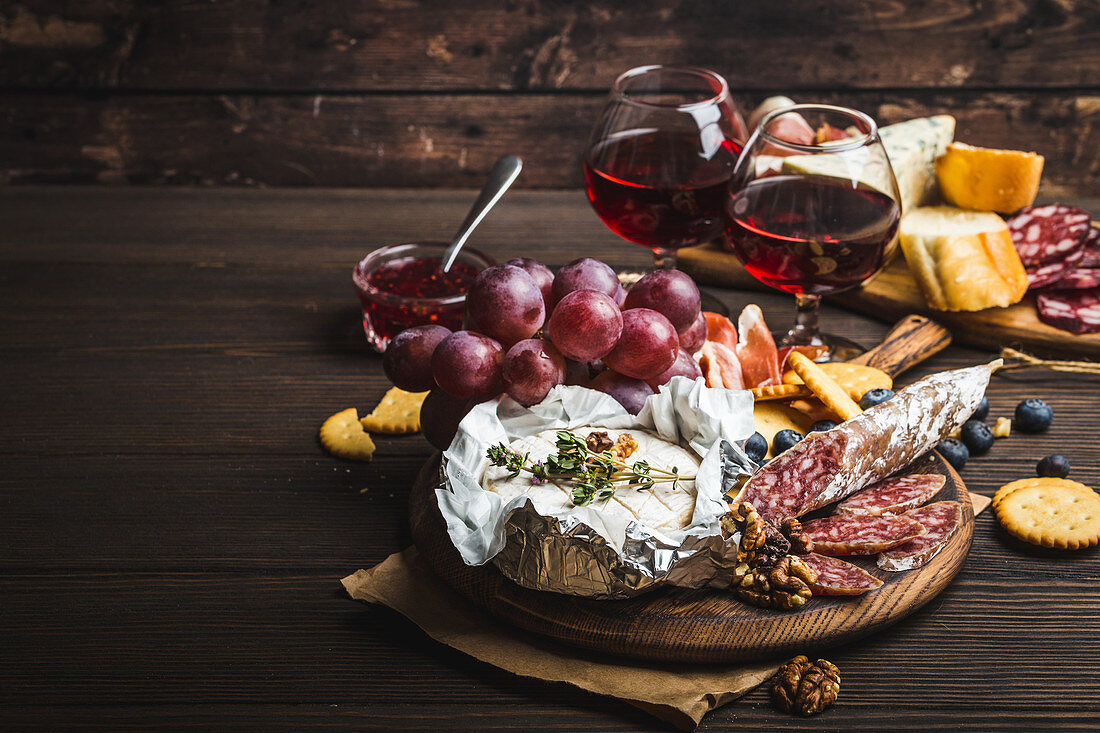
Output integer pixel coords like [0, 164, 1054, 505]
[781, 115, 956, 214]
[480, 427, 700, 531]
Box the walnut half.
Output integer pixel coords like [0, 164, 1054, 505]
[736, 555, 816, 611]
[771, 655, 841, 716]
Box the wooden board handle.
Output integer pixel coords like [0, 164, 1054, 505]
[848, 315, 952, 378]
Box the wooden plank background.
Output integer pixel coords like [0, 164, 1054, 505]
[1, 1, 1098, 190]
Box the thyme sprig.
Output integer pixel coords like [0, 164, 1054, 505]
[486, 430, 694, 507]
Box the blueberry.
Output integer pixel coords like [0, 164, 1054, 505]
[744, 432, 768, 463]
[809, 420, 839, 433]
[859, 388, 896, 410]
[1037, 454, 1070, 478]
[1015, 398, 1053, 433]
[935, 438, 969, 470]
[971, 395, 990, 422]
[960, 420, 994, 456]
[772, 429, 805, 456]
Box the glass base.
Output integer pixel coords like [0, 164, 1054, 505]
[773, 330, 866, 363]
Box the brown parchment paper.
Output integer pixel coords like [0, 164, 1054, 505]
[341, 493, 991, 730]
[342, 547, 778, 730]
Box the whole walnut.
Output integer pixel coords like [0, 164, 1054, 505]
[771, 655, 841, 716]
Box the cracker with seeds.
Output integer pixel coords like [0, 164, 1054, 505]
[320, 407, 377, 461]
[994, 478, 1100, 550]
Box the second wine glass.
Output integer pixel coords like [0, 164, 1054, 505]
[584, 65, 748, 270]
[724, 104, 902, 360]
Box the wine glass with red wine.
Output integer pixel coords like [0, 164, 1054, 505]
[724, 104, 902, 360]
[584, 65, 748, 270]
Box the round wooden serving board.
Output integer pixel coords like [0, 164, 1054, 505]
[410, 450, 974, 664]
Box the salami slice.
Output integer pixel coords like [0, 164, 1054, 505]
[736, 362, 995, 520]
[877, 501, 963, 572]
[802, 514, 926, 556]
[835, 474, 945, 516]
[1042, 267, 1100, 291]
[1025, 246, 1084, 289]
[1036, 289, 1100, 334]
[1078, 227, 1100, 268]
[1007, 204, 1091, 267]
[800, 553, 884, 596]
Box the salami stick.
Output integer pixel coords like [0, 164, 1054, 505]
[737, 361, 998, 521]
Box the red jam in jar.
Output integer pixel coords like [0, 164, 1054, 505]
[353, 243, 493, 351]
[366, 256, 479, 300]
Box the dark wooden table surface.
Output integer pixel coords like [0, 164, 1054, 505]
[2, 187, 1098, 731]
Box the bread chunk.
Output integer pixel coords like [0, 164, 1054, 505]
[899, 206, 1028, 311]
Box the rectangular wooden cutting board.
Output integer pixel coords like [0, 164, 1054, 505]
[679, 242, 1100, 359]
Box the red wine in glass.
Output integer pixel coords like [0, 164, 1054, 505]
[584, 129, 741, 252]
[584, 65, 748, 269]
[726, 174, 900, 296]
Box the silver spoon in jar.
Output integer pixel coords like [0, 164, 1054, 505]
[441, 154, 523, 273]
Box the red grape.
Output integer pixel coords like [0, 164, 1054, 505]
[646, 348, 703, 390]
[564, 358, 606, 386]
[465, 264, 545, 345]
[603, 308, 678, 380]
[677, 311, 708, 353]
[420, 389, 475, 451]
[547, 290, 623, 362]
[622, 269, 701, 330]
[589, 370, 655, 415]
[502, 339, 566, 406]
[382, 324, 451, 392]
[431, 331, 504, 399]
[550, 257, 620, 307]
[613, 283, 627, 307]
[505, 258, 554, 308]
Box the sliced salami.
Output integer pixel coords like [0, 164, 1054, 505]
[1036, 289, 1100, 334]
[802, 514, 926, 556]
[736, 363, 995, 521]
[877, 501, 963, 572]
[1042, 267, 1100, 291]
[1007, 204, 1091, 267]
[800, 552, 884, 596]
[835, 474, 945, 516]
[1025, 246, 1084, 289]
[1078, 227, 1100, 268]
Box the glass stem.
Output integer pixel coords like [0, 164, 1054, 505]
[652, 247, 677, 270]
[785, 293, 821, 347]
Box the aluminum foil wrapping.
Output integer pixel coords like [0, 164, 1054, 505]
[435, 377, 757, 599]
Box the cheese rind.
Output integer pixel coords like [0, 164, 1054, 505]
[480, 427, 700, 531]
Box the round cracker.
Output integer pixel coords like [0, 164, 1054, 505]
[994, 480, 1100, 550]
[992, 477, 1095, 510]
[360, 386, 428, 434]
[320, 407, 377, 461]
[783, 362, 893, 403]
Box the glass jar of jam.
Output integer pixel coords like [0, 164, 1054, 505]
[353, 242, 494, 351]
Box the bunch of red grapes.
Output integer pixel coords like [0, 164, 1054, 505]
[383, 257, 708, 449]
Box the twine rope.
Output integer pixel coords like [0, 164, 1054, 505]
[998, 347, 1100, 375]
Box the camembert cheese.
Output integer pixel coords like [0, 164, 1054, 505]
[480, 427, 700, 532]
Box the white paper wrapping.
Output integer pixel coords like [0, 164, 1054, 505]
[435, 376, 757, 598]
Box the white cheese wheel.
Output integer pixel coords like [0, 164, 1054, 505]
[480, 427, 701, 531]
